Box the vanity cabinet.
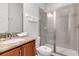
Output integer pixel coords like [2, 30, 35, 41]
[1, 47, 21, 56]
[0, 40, 36, 56]
[23, 40, 36, 56]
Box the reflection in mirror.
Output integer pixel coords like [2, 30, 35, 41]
[0, 3, 23, 40]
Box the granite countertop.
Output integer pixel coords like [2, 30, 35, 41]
[0, 36, 36, 54]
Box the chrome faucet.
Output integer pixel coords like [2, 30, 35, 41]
[0, 32, 17, 41]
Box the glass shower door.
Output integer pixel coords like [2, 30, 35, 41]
[39, 8, 47, 46]
[56, 4, 78, 56]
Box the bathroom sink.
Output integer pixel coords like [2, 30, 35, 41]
[0, 38, 25, 44]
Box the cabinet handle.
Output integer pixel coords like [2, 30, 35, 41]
[20, 47, 24, 56]
[19, 50, 22, 56]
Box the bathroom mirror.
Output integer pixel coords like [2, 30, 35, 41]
[0, 3, 23, 33]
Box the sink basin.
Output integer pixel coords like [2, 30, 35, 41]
[0, 38, 25, 44]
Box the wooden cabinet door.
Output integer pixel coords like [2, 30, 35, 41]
[23, 41, 36, 56]
[1, 47, 21, 56]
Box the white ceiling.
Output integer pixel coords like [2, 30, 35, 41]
[41, 3, 72, 12]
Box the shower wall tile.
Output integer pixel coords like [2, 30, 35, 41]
[47, 15, 54, 45]
[39, 8, 47, 45]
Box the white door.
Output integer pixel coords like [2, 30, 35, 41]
[8, 3, 23, 33]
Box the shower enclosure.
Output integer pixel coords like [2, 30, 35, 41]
[39, 7, 54, 48]
[39, 3, 79, 56]
[39, 8, 55, 56]
[56, 4, 79, 56]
